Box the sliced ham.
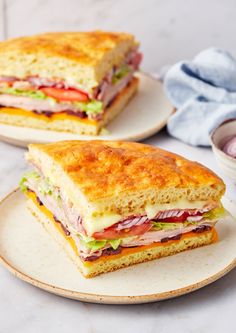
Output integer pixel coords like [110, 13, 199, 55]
[121, 222, 215, 247]
[0, 76, 17, 83]
[25, 176, 84, 234]
[98, 72, 134, 107]
[0, 94, 81, 112]
[28, 76, 65, 89]
[79, 222, 215, 260]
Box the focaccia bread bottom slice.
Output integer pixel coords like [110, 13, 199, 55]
[0, 77, 138, 135]
[27, 195, 218, 278]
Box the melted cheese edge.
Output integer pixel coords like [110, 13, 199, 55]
[0, 106, 98, 124]
[83, 199, 215, 235]
[26, 190, 218, 266]
[145, 200, 209, 219]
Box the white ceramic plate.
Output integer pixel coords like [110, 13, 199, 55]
[0, 73, 173, 147]
[0, 189, 236, 304]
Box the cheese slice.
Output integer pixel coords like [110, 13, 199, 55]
[83, 212, 123, 235]
[0, 106, 98, 124]
[83, 199, 215, 235]
[145, 199, 210, 219]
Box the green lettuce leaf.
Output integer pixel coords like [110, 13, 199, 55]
[74, 100, 103, 115]
[152, 222, 183, 230]
[19, 170, 40, 192]
[19, 170, 55, 197]
[80, 235, 122, 251]
[203, 206, 226, 220]
[109, 239, 121, 250]
[80, 237, 106, 251]
[79, 234, 106, 251]
[19, 177, 28, 192]
[183, 221, 200, 227]
[0, 87, 48, 100]
[38, 177, 54, 195]
[112, 64, 131, 84]
[85, 100, 103, 114]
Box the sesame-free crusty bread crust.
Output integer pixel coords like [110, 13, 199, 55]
[27, 140, 225, 218]
[27, 195, 218, 278]
[0, 31, 138, 92]
[0, 77, 138, 135]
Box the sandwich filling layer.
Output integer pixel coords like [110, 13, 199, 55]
[0, 50, 142, 121]
[21, 170, 226, 262]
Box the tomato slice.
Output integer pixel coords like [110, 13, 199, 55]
[93, 222, 152, 240]
[40, 87, 89, 102]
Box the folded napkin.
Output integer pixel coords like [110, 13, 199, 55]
[164, 48, 236, 146]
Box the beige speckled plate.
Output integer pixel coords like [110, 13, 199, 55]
[0, 189, 236, 304]
[0, 73, 173, 148]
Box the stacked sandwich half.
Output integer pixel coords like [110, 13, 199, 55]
[20, 141, 226, 277]
[0, 31, 142, 134]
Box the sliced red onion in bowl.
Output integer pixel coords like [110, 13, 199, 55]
[223, 136, 236, 158]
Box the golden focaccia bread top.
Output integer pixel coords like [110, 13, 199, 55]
[0, 31, 138, 92]
[28, 140, 225, 204]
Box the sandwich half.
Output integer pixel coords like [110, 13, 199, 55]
[20, 141, 226, 278]
[0, 31, 142, 134]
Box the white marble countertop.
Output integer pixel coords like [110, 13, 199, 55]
[0, 130, 236, 333]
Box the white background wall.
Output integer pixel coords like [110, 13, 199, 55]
[0, 0, 235, 73]
[0, 0, 5, 39]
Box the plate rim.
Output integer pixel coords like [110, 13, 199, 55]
[1, 188, 236, 305]
[0, 72, 174, 148]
